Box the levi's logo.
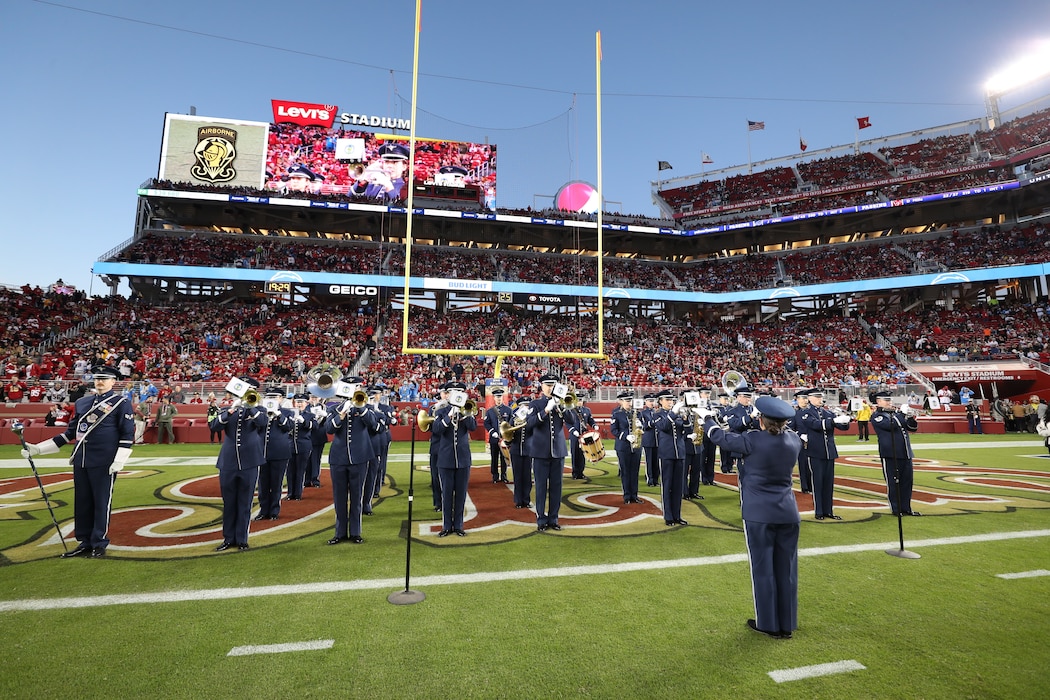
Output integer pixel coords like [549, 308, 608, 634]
[271, 100, 338, 127]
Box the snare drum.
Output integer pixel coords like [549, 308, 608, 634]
[580, 430, 606, 463]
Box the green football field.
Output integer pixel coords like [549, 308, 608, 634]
[1, 434, 1048, 699]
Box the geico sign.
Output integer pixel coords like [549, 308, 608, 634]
[328, 285, 378, 296]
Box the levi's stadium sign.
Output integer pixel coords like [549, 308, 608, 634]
[271, 100, 338, 128]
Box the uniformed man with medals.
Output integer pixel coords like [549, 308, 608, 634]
[22, 365, 134, 558]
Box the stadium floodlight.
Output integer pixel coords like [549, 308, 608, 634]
[984, 40, 1050, 97]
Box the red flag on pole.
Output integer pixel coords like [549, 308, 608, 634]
[799, 134, 808, 152]
[857, 116, 871, 129]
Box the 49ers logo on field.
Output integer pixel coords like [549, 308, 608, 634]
[272, 99, 338, 127]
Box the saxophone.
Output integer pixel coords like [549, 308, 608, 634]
[691, 410, 705, 445]
[631, 406, 643, 451]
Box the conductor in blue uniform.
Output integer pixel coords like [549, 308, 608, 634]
[210, 378, 269, 551]
[433, 382, 477, 536]
[704, 395, 802, 640]
[22, 365, 135, 558]
[525, 374, 581, 531]
[325, 379, 378, 544]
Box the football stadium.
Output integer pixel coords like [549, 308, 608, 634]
[3, 6, 1050, 699]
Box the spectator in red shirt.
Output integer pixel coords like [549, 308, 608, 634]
[5, 379, 26, 402]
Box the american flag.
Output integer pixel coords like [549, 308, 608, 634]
[748, 120, 765, 131]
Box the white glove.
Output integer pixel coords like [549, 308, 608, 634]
[750, 407, 761, 419]
[693, 407, 716, 420]
[109, 447, 132, 475]
[22, 440, 59, 458]
[800, 433, 809, 444]
[900, 404, 916, 417]
[833, 414, 851, 427]
[340, 400, 354, 415]
[687, 433, 697, 441]
[545, 400, 555, 414]
[671, 401, 685, 415]
[626, 434, 637, 446]
[294, 414, 305, 424]
[230, 398, 242, 410]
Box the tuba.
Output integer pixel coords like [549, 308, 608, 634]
[306, 363, 343, 399]
[720, 370, 748, 397]
[499, 418, 527, 442]
[417, 410, 435, 432]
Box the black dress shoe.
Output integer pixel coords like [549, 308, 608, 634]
[536, 525, 548, 532]
[326, 537, 344, 545]
[515, 504, 525, 509]
[815, 515, 825, 520]
[268, 515, 279, 520]
[548, 523, 562, 531]
[665, 521, 675, 526]
[89, 548, 106, 558]
[350, 536, 364, 544]
[824, 514, 843, 520]
[438, 530, 451, 537]
[252, 514, 266, 521]
[215, 542, 233, 552]
[364, 511, 373, 516]
[801, 489, 812, 494]
[747, 619, 780, 638]
[629, 498, 643, 504]
[905, 510, 923, 516]
[777, 630, 793, 639]
[61, 546, 91, 559]
[674, 519, 689, 525]
[434, 506, 442, 512]
[454, 529, 467, 537]
[237, 544, 250, 551]
[500, 477, 510, 483]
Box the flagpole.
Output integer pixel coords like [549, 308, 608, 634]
[595, 29, 604, 357]
[746, 124, 753, 175]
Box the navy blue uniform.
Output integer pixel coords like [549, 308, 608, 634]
[787, 406, 812, 493]
[705, 420, 801, 637]
[372, 401, 396, 498]
[640, 404, 659, 485]
[326, 406, 378, 541]
[525, 396, 580, 529]
[685, 416, 705, 499]
[653, 408, 688, 524]
[871, 408, 919, 514]
[433, 404, 478, 533]
[52, 390, 134, 553]
[611, 406, 641, 502]
[723, 403, 760, 473]
[286, 410, 318, 500]
[506, 408, 533, 508]
[259, 407, 294, 519]
[364, 402, 394, 512]
[568, 405, 596, 479]
[211, 405, 268, 548]
[798, 406, 850, 519]
[484, 403, 512, 482]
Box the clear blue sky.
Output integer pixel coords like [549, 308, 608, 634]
[2, 0, 1049, 294]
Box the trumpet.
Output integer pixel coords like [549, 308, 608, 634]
[459, 398, 479, 418]
[340, 389, 369, 414]
[242, 388, 261, 408]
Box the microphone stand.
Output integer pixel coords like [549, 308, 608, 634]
[885, 409, 920, 560]
[389, 409, 426, 604]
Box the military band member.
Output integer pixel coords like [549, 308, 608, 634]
[569, 394, 597, 480]
[428, 384, 451, 511]
[611, 391, 642, 503]
[209, 378, 268, 552]
[507, 397, 533, 508]
[363, 386, 393, 514]
[525, 373, 581, 531]
[698, 389, 718, 485]
[871, 391, 922, 516]
[257, 388, 293, 521]
[306, 395, 329, 488]
[640, 393, 659, 486]
[325, 378, 378, 544]
[370, 387, 396, 499]
[653, 389, 689, 525]
[285, 393, 317, 501]
[703, 395, 801, 639]
[787, 389, 813, 494]
[483, 387, 512, 483]
[722, 387, 760, 473]
[799, 389, 852, 520]
[433, 382, 477, 536]
[21, 365, 134, 558]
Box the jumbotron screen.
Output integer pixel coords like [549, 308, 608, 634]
[263, 124, 497, 204]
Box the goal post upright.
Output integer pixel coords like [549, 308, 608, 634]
[400, 11, 606, 366]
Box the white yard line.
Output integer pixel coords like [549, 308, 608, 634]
[995, 569, 1050, 579]
[227, 639, 334, 656]
[768, 660, 866, 683]
[2, 529, 1048, 613]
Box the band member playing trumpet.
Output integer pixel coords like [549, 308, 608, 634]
[799, 389, 852, 520]
[257, 388, 294, 521]
[640, 394, 659, 486]
[525, 373, 582, 532]
[569, 394, 597, 480]
[210, 377, 268, 552]
[325, 378, 377, 545]
[723, 387, 760, 473]
[654, 389, 689, 526]
[484, 387, 512, 483]
[427, 384, 451, 511]
[285, 393, 317, 501]
[306, 395, 329, 488]
[787, 390, 813, 494]
[871, 391, 922, 516]
[612, 391, 642, 503]
[364, 386, 395, 513]
[433, 382, 477, 537]
[506, 398, 533, 508]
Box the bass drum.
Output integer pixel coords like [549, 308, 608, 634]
[580, 430, 606, 463]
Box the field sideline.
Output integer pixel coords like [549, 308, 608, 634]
[1, 435, 1048, 698]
